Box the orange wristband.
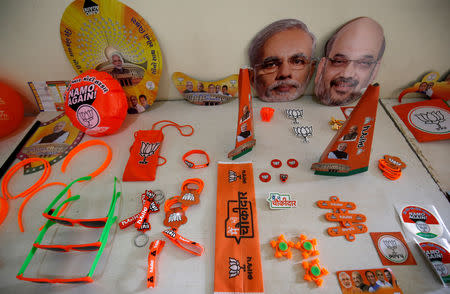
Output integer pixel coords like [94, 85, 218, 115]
[182, 150, 210, 169]
[61, 140, 112, 179]
[162, 228, 204, 256]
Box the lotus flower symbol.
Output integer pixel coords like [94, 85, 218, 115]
[139, 142, 160, 164]
[229, 257, 241, 278]
[79, 109, 95, 127]
[293, 126, 313, 143]
[415, 111, 446, 130]
[228, 170, 241, 182]
[286, 109, 303, 124]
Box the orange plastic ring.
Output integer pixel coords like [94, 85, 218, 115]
[181, 178, 204, 194]
[61, 140, 112, 179]
[164, 196, 188, 212]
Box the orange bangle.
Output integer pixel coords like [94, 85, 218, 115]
[182, 150, 210, 169]
[61, 140, 112, 179]
[181, 178, 204, 194]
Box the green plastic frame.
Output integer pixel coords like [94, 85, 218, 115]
[16, 176, 120, 283]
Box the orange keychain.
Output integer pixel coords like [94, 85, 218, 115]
[163, 197, 188, 228]
[162, 227, 204, 256]
[122, 120, 193, 181]
[147, 239, 165, 288]
[179, 178, 204, 207]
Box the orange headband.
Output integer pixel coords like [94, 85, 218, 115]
[0, 158, 51, 227]
[61, 140, 112, 179]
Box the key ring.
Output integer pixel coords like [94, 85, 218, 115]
[134, 232, 149, 247]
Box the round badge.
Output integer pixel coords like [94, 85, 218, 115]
[271, 159, 282, 168]
[377, 235, 409, 264]
[287, 159, 299, 168]
[259, 172, 271, 182]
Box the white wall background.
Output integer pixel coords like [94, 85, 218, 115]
[0, 0, 449, 115]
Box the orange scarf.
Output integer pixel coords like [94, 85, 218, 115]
[214, 162, 264, 293]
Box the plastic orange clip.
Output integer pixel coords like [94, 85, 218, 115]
[295, 234, 319, 259]
[327, 223, 368, 242]
[302, 258, 328, 287]
[316, 196, 356, 213]
[270, 234, 295, 259]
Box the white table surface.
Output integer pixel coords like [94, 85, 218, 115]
[0, 96, 449, 294]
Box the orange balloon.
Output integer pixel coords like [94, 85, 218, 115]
[64, 70, 127, 137]
[0, 82, 24, 138]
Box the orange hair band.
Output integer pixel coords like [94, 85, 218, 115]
[61, 140, 112, 179]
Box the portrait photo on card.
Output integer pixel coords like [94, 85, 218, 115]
[248, 19, 316, 102]
[314, 17, 385, 106]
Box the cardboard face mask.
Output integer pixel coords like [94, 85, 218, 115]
[248, 19, 316, 102]
[314, 17, 385, 106]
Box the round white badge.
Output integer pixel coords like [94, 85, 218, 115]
[378, 235, 408, 263]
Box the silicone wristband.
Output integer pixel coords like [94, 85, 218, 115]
[162, 228, 204, 256]
[61, 140, 112, 179]
[182, 150, 210, 169]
